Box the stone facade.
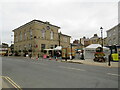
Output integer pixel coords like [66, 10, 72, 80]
[80, 37, 90, 47]
[89, 34, 101, 45]
[80, 34, 102, 47]
[103, 37, 108, 46]
[106, 24, 120, 46]
[72, 39, 84, 50]
[13, 20, 71, 57]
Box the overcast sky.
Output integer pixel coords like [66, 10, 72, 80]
[0, 0, 119, 45]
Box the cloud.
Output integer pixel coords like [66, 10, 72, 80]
[1, 1, 118, 45]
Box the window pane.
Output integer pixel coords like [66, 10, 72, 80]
[50, 31, 53, 39]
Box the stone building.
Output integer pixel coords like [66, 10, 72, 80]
[13, 20, 71, 57]
[72, 39, 84, 50]
[80, 34, 104, 47]
[89, 34, 101, 45]
[106, 23, 120, 46]
[106, 23, 120, 55]
[103, 37, 108, 46]
[80, 36, 90, 47]
[0, 43, 10, 55]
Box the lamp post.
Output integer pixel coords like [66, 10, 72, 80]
[70, 43, 72, 60]
[65, 48, 67, 61]
[9, 34, 13, 56]
[108, 45, 112, 66]
[100, 27, 103, 48]
[59, 32, 61, 46]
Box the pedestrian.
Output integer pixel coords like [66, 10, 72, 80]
[80, 50, 85, 60]
[26, 54, 29, 57]
[29, 54, 32, 59]
[55, 51, 59, 61]
[54, 51, 57, 59]
[49, 52, 52, 60]
[79, 52, 82, 59]
[70, 55, 72, 60]
[38, 54, 40, 59]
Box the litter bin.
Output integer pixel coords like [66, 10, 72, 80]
[112, 53, 119, 62]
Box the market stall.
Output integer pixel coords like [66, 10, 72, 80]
[84, 44, 110, 59]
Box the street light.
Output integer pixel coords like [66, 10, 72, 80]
[70, 43, 72, 60]
[59, 32, 61, 46]
[100, 27, 103, 48]
[108, 45, 112, 66]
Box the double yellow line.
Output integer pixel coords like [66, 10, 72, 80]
[2, 76, 22, 90]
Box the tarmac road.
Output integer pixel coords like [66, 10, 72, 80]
[2, 56, 119, 88]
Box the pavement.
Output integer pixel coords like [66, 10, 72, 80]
[61, 59, 119, 68]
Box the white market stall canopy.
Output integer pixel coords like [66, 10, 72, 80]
[44, 46, 62, 51]
[85, 44, 108, 49]
[54, 46, 62, 50]
[84, 44, 110, 59]
[44, 49, 54, 51]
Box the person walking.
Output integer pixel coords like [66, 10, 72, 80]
[29, 54, 32, 59]
[56, 51, 59, 61]
[80, 50, 85, 60]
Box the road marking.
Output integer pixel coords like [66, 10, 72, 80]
[13, 59, 48, 65]
[30, 62, 47, 65]
[107, 73, 120, 77]
[2, 76, 22, 90]
[58, 66, 86, 71]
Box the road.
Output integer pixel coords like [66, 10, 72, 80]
[2, 56, 119, 88]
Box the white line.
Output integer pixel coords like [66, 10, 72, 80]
[107, 73, 120, 76]
[2, 76, 22, 90]
[16, 59, 47, 65]
[58, 66, 86, 71]
[31, 62, 47, 65]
